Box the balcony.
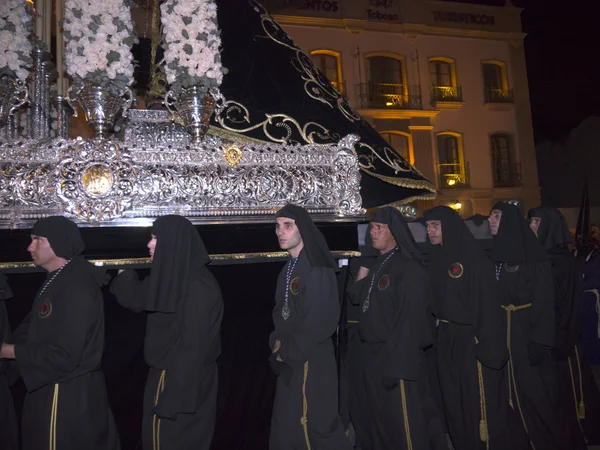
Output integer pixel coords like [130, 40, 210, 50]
[431, 85, 464, 110]
[493, 162, 522, 188]
[438, 162, 470, 188]
[431, 85, 463, 102]
[358, 82, 423, 110]
[484, 88, 514, 103]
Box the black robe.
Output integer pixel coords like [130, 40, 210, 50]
[430, 254, 510, 450]
[345, 260, 371, 450]
[269, 249, 351, 450]
[13, 257, 120, 450]
[0, 274, 18, 450]
[550, 249, 600, 446]
[110, 265, 223, 450]
[354, 250, 446, 450]
[495, 260, 572, 450]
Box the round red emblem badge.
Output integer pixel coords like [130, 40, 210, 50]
[378, 275, 390, 291]
[290, 277, 300, 295]
[448, 262, 464, 279]
[39, 299, 52, 318]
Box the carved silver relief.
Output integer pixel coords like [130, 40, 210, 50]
[0, 116, 365, 227]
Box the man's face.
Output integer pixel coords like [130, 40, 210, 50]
[369, 222, 397, 253]
[147, 234, 157, 262]
[275, 217, 303, 253]
[426, 220, 443, 245]
[488, 209, 503, 236]
[529, 217, 541, 237]
[28, 235, 59, 270]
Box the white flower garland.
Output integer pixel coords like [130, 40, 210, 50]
[0, 0, 33, 82]
[63, 0, 137, 95]
[160, 0, 226, 95]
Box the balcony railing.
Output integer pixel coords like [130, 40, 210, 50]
[438, 162, 470, 188]
[431, 85, 463, 103]
[359, 83, 423, 110]
[484, 88, 514, 103]
[493, 162, 522, 188]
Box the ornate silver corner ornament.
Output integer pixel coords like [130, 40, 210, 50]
[0, 110, 364, 228]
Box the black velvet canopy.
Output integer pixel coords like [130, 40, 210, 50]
[212, 0, 436, 208]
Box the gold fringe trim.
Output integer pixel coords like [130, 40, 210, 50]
[49, 384, 59, 450]
[153, 370, 166, 450]
[0, 250, 361, 270]
[361, 167, 436, 194]
[301, 362, 311, 450]
[399, 380, 413, 450]
[501, 303, 535, 450]
[207, 125, 272, 145]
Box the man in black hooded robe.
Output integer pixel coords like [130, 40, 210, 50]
[269, 204, 351, 450]
[111, 215, 223, 450]
[528, 206, 600, 446]
[424, 206, 509, 450]
[0, 216, 120, 450]
[0, 273, 18, 450]
[488, 202, 569, 450]
[351, 206, 445, 450]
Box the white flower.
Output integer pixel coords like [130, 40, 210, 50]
[63, 0, 136, 90]
[161, 0, 225, 91]
[0, 0, 33, 81]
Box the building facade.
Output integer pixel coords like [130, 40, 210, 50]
[262, 0, 540, 216]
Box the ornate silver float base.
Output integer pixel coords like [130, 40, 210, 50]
[0, 127, 364, 227]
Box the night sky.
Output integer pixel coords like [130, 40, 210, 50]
[442, 0, 599, 143]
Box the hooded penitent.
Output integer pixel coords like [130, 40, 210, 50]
[146, 215, 211, 313]
[276, 204, 337, 270]
[32, 216, 85, 260]
[490, 202, 547, 264]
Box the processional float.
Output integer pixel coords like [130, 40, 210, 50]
[0, 0, 436, 269]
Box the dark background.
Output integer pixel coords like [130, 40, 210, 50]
[441, 0, 599, 143]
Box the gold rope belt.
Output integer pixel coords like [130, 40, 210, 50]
[152, 370, 166, 450]
[301, 361, 311, 450]
[501, 303, 535, 450]
[567, 347, 587, 444]
[399, 380, 413, 450]
[439, 319, 489, 447]
[49, 384, 59, 450]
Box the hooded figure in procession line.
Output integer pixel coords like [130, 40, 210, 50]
[0, 273, 18, 450]
[0, 216, 120, 450]
[351, 206, 447, 450]
[487, 202, 571, 450]
[269, 204, 352, 450]
[424, 206, 510, 450]
[528, 206, 600, 447]
[110, 215, 223, 450]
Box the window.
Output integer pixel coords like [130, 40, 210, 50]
[429, 57, 461, 102]
[482, 61, 513, 103]
[490, 134, 520, 187]
[364, 54, 409, 108]
[368, 56, 404, 84]
[310, 50, 343, 93]
[380, 131, 412, 163]
[430, 60, 452, 87]
[436, 133, 467, 187]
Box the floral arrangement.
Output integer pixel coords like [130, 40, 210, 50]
[63, 0, 137, 96]
[160, 0, 226, 95]
[0, 0, 33, 82]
